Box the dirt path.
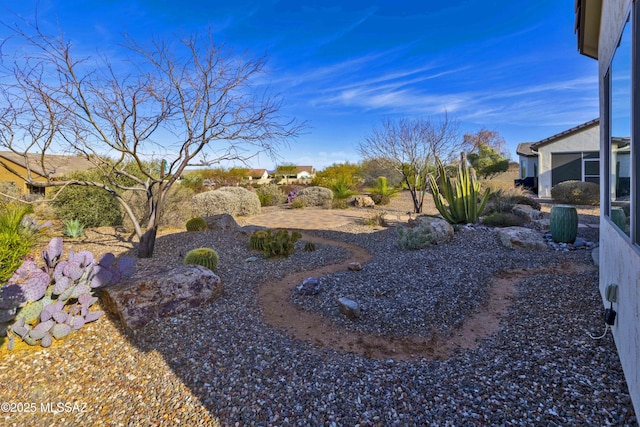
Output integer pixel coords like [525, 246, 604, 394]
[259, 233, 591, 361]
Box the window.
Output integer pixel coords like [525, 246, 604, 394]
[608, 9, 632, 238]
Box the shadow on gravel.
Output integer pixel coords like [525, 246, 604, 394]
[106, 220, 637, 425]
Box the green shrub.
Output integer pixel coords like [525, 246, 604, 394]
[63, 219, 85, 238]
[52, 185, 122, 228]
[0, 204, 39, 283]
[397, 224, 432, 249]
[256, 184, 287, 206]
[481, 212, 526, 227]
[550, 180, 599, 206]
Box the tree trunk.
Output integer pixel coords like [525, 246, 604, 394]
[137, 227, 157, 258]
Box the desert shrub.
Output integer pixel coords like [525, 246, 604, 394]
[192, 186, 261, 217]
[481, 212, 526, 227]
[289, 197, 307, 209]
[0, 203, 40, 283]
[256, 184, 286, 206]
[397, 224, 432, 249]
[121, 185, 196, 231]
[331, 198, 350, 209]
[295, 186, 333, 207]
[551, 180, 599, 206]
[180, 172, 205, 193]
[480, 179, 517, 195]
[363, 210, 388, 227]
[512, 195, 541, 211]
[51, 185, 122, 228]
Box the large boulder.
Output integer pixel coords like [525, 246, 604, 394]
[295, 186, 333, 207]
[101, 265, 223, 331]
[497, 227, 547, 250]
[192, 186, 261, 217]
[512, 204, 542, 222]
[204, 213, 239, 230]
[407, 215, 454, 245]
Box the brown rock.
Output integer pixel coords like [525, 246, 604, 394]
[101, 265, 223, 331]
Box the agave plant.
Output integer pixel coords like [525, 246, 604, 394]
[428, 152, 490, 224]
[63, 219, 84, 238]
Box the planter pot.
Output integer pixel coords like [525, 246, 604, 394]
[550, 205, 578, 243]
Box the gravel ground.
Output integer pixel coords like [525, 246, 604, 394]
[0, 216, 637, 426]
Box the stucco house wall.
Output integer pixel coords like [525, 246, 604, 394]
[535, 124, 600, 198]
[578, 0, 640, 414]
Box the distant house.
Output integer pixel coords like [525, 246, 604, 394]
[515, 119, 600, 198]
[274, 165, 316, 184]
[515, 142, 538, 193]
[0, 151, 95, 196]
[246, 168, 270, 183]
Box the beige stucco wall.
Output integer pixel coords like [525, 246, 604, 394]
[597, 0, 639, 414]
[536, 125, 600, 198]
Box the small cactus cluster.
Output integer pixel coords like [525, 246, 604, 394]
[184, 248, 219, 271]
[248, 230, 269, 251]
[260, 229, 302, 258]
[185, 217, 207, 232]
[303, 241, 316, 252]
[0, 237, 135, 350]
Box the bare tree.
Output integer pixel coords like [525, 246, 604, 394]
[461, 128, 509, 158]
[0, 23, 303, 257]
[357, 115, 460, 213]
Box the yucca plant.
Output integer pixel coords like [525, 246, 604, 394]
[367, 176, 400, 205]
[428, 152, 490, 224]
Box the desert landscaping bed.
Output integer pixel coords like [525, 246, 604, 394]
[0, 208, 637, 425]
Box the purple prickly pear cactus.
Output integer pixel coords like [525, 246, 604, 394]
[42, 237, 63, 270]
[2, 237, 135, 350]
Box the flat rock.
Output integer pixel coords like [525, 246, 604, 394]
[496, 227, 547, 250]
[512, 204, 541, 222]
[101, 265, 223, 331]
[338, 297, 361, 319]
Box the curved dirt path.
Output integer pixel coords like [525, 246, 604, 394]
[259, 233, 594, 361]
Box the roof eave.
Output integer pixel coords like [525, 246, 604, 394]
[576, 0, 602, 59]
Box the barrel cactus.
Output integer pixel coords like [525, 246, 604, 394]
[550, 205, 578, 243]
[184, 248, 219, 271]
[186, 216, 207, 232]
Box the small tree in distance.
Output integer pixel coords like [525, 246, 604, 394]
[0, 20, 303, 258]
[357, 115, 461, 213]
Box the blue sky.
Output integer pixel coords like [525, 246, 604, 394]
[3, 0, 598, 170]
